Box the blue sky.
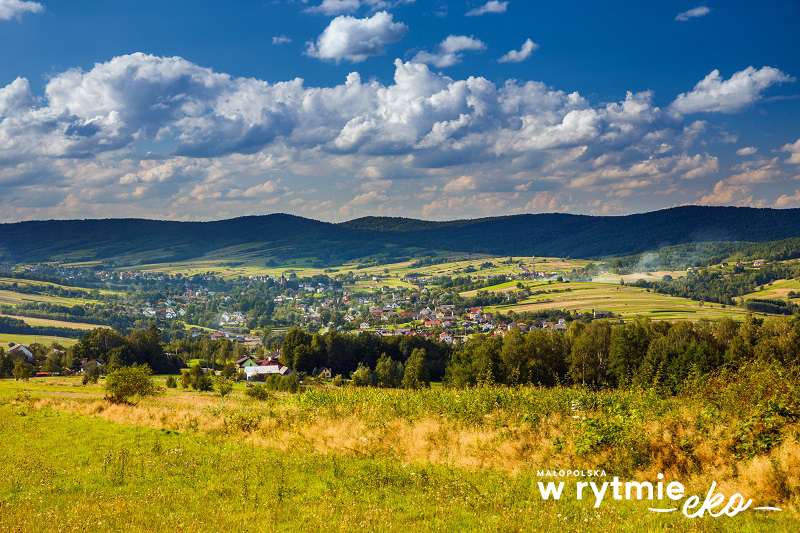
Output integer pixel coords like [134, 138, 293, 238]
[0, 0, 798, 222]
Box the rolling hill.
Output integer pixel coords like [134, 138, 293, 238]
[2, 206, 800, 265]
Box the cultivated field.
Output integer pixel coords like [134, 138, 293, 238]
[475, 281, 749, 321]
[0, 313, 107, 331]
[1, 364, 798, 531]
[0, 333, 79, 347]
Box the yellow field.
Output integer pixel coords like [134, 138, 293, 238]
[0, 288, 98, 307]
[0, 314, 106, 331]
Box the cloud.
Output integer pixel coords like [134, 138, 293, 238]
[671, 66, 795, 114]
[272, 35, 292, 45]
[466, 1, 508, 16]
[498, 39, 538, 63]
[675, 6, 710, 21]
[305, 0, 414, 16]
[442, 175, 477, 192]
[776, 190, 800, 208]
[306, 0, 361, 15]
[728, 158, 782, 184]
[412, 35, 486, 68]
[0, 0, 43, 20]
[736, 146, 757, 156]
[305, 11, 407, 63]
[3, 52, 798, 222]
[698, 180, 762, 207]
[783, 139, 800, 164]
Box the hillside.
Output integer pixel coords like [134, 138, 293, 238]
[3, 206, 800, 264]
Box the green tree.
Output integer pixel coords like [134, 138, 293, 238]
[105, 364, 158, 404]
[402, 348, 430, 389]
[12, 359, 31, 381]
[374, 353, 403, 387]
[350, 363, 374, 387]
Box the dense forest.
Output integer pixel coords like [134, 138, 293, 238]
[4, 206, 800, 264]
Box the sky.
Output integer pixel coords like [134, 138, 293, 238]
[0, 0, 799, 223]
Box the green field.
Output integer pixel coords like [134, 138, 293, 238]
[0, 373, 797, 532]
[0, 333, 79, 347]
[131, 253, 590, 282]
[481, 281, 750, 321]
[744, 279, 800, 300]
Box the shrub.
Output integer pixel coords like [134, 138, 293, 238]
[82, 360, 103, 385]
[350, 363, 374, 387]
[180, 369, 191, 389]
[105, 364, 158, 404]
[187, 364, 214, 391]
[216, 377, 234, 397]
[244, 384, 271, 401]
[165, 376, 178, 388]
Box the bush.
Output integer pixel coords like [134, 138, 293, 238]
[105, 364, 158, 404]
[187, 364, 213, 391]
[82, 360, 103, 385]
[165, 376, 178, 388]
[216, 377, 234, 397]
[244, 384, 271, 401]
[350, 363, 374, 387]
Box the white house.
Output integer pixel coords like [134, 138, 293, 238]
[7, 344, 34, 362]
[244, 360, 292, 379]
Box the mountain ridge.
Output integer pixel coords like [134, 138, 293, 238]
[2, 206, 800, 264]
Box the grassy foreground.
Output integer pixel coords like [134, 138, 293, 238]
[1, 370, 798, 531]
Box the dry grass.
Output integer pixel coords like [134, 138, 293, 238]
[10, 376, 798, 513]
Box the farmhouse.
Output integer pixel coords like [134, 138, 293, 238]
[6, 344, 34, 362]
[244, 359, 292, 379]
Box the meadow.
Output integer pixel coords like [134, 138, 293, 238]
[1, 361, 798, 531]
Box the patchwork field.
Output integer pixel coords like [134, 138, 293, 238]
[132, 253, 590, 282]
[744, 279, 800, 300]
[482, 281, 750, 321]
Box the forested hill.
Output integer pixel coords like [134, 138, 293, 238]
[2, 206, 800, 264]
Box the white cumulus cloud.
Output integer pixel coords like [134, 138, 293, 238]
[670, 66, 794, 114]
[0, 0, 43, 20]
[498, 39, 538, 63]
[412, 35, 486, 68]
[306, 11, 407, 63]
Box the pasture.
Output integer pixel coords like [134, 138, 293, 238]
[0, 369, 798, 531]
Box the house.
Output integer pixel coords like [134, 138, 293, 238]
[6, 344, 34, 362]
[244, 359, 292, 379]
[235, 356, 258, 370]
[313, 367, 332, 379]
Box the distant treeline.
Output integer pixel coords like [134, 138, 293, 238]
[446, 316, 800, 392]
